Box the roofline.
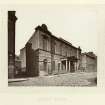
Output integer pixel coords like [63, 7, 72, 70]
[35, 25, 81, 50]
[20, 46, 25, 51]
[82, 52, 97, 59]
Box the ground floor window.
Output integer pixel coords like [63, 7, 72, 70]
[43, 59, 47, 71]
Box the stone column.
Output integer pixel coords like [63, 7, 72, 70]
[66, 60, 68, 72]
[60, 63, 61, 71]
[8, 11, 17, 78]
[69, 61, 71, 72]
[75, 62, 77, 72]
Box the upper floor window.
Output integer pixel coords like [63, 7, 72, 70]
[65, 46, 68, 56]
[60, 43, 62, 55]
[43, 36, 48, 51]
[51, 38, 55, 54]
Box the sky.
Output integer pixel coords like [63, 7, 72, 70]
[15, 5, 98, 55]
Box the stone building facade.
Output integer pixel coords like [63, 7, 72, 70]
[20, 24, 81, 77]
[80, 52, 97, 72]
[8, 11, 17, 78]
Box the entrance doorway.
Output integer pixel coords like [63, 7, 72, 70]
[70, 61, 75, 72]
[61, 60, 66, 70]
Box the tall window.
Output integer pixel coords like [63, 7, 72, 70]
[51, 38, 55, 54]
[65, 46, 67, 56]
[43, 36, 47, 51]
[60, 43, 62, 55]
[43, 59, 47, 71]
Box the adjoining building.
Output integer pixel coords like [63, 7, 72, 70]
[20, 24, 82, 77]
[80, 52, 97, 72]
[15, 55, 21, 77]
[8, 11, 17, 78]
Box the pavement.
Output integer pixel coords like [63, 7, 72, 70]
[8, 78, 28, 83]
[8, 72, 97, 86]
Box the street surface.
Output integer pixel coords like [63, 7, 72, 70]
[8, 72, 97, 86]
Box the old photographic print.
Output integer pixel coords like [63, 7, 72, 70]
[8, 5, 97, 86]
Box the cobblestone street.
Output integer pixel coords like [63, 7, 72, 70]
[8, 72, 97, 86]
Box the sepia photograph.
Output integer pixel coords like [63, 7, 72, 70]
[2, 1, 105, 105]
[8, 5, 97, 86]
